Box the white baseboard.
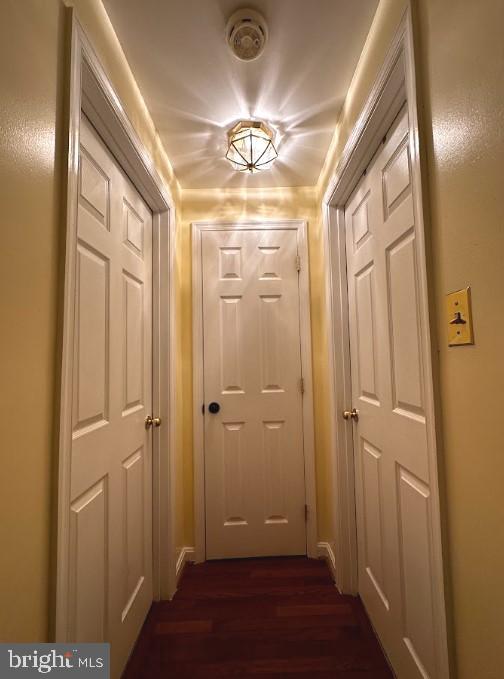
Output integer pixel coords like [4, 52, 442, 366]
[317, 541, 338, 584]
[177, 545, 336, 585]
[175, 546, 195, 584]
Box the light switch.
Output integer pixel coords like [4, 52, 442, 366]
[446, 287, 474, 346]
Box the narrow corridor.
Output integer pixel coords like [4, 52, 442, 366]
[124, 557, 392, 678]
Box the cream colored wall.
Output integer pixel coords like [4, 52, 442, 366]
[178, 187, 334, 545]
[414, 1, 504, 677]
[0, 0, 181, 641]
[318, 0, 504, 676]
[0, 0, 65, 643]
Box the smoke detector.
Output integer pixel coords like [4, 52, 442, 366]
[226, 8, 268, 61]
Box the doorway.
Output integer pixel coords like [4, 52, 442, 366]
[323, 11, 450, 679]
[56, 18, 176, 679]
[67, 113, 154, 670]
[192, 221, 318, 562]
[346, 103, 440, 677]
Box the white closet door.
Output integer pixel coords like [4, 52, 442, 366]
[67, 115, 153, 677]
[202, 227, 307, 559]
[346, 105, 441, 678]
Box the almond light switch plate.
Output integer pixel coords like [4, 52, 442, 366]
[446, 287, 474, 346]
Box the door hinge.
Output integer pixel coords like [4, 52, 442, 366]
[299, 377, 305, 395]
[296, 254, 301, 272]
[304, 504, 309, 521]
[202, 403, 205, 415]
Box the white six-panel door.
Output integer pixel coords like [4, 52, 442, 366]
[202, 228, 307, 559]
[345, 105, 440, 678]
[67, 116, 153, 677]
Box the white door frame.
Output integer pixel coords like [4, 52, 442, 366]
[192, 219, 318, 562]
[323, 6, 450, 674]
[55, 12, 178, 640]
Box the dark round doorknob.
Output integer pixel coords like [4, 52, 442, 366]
[208, 402, 221, 414]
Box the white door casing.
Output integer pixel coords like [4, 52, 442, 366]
[323, 11, 449, 676]
[57, 19, 177, 676]
[67, 116, 153, 676]
[202, 228, 306, 559]
[345, 105, 441, 678]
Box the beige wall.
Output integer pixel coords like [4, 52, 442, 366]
[318, 0, 504, 676]
[178, 187, 334, 547]
[415, 1, 504, 677]
[0, 0, 65, 642]
[0, 0, 181, 642]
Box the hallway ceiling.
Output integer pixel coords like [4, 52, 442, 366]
[102, 0, 379, 189]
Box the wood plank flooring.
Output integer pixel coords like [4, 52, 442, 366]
[123, 557, 393, 678]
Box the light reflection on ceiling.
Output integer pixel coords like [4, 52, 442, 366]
[102, 0, 379, 189]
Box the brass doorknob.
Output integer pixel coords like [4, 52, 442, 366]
[343, 408, 359, 422]
[145, 415, 162, 428]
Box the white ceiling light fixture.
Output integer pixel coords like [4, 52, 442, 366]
[226, 120, 278, 173]
[226, 8, 268, 61]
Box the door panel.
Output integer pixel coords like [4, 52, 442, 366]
[66, 116, 153, 678]
[355, 262, 379, 404]
[397, 467, 436, 679]
[346, 105, 439, 678]
[202, 228, 306, 559]
[220, 296, 243, 393]
[122, 447, 146, 620]
[386, 231, 424, 417]
[360, 439, 388, 611]
[68, 480, 107, 642]
[222, 421, 246, 525]
[73, 243, 109, 434]
[123, 272, 145, 413]
[263, 420, 288, 523]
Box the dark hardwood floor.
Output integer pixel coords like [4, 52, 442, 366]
[123, 557, 393, 678]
